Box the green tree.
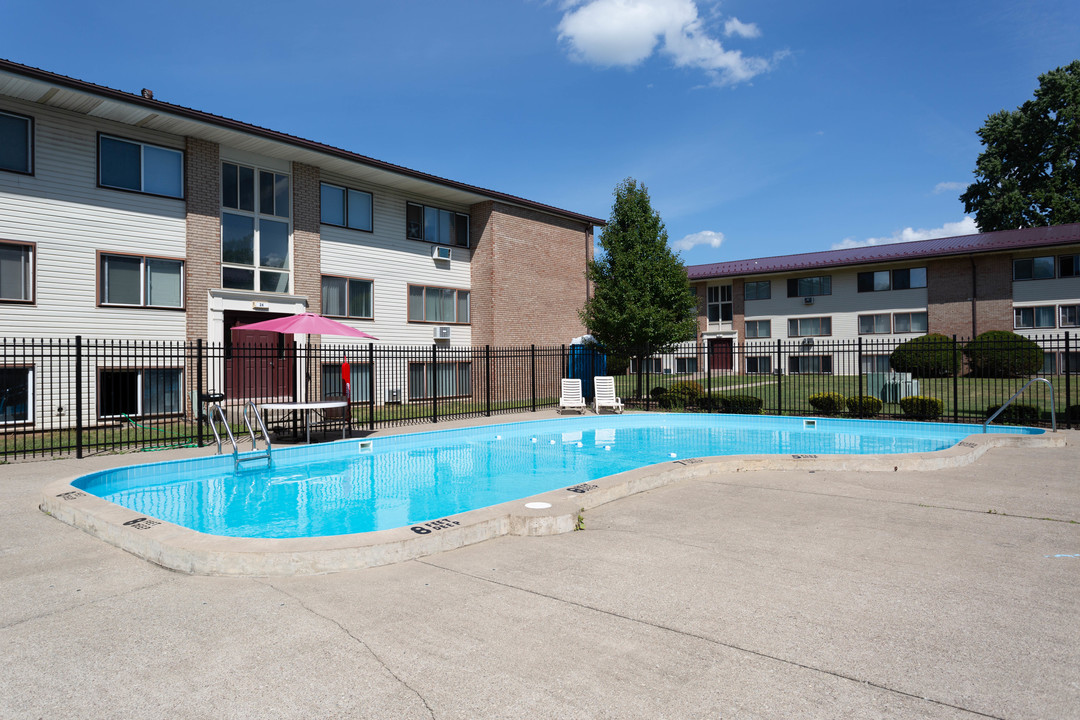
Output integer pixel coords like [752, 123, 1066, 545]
[579, 178, 698, 395]
[960, 60, 1080, 231]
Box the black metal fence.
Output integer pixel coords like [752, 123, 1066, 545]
[0, 334, 1073, 460]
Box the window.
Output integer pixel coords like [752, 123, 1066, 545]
[861, 355, 892, 373]
[858, 314, 891, 334]
[707, 285, 732, 322]
[744, 280, 770, 300]
[1060, 255, 1080, 278]
[745, 319, 771, 338]
[746, 356, 772, 374]
[893, 267, 926, 290]
[629, 358, 663, 374]
[408, 362, 472, 399]
[893, 312, 928, 333]
[221, 162, 290, 293]
[0, 242, 33, 302]
[100, 254, 183, 308]
[0, 366, 33, 423]
[857, 270, 891, 293]
[1041, 353, 1056, 375]
[407, 285, 469, 323]
[1014, 306, 1055, 329]
[787, 316, 831, 337]
[99, 368, 182, 418]
[0, 110, 32, 174]
[99, 135, 182, 198]
[790, 355, 833, 374]
[320, 183, 372, 232]
[675, 357, 698, 374]
[406, 203, 469, 247]
[322, 276, 373, 319]
[1060, 305, 1080, 328]
[787, 276, 831, 297]
[321, 362, 371, 402]
[1013, 256, 1055, 281]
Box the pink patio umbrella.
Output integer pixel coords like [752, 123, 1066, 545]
[233, 312, 377, 403]
[231, 312, 378, 340]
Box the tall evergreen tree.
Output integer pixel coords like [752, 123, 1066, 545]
[960, 60, 1080, 231]
[579, 178, 698, 386]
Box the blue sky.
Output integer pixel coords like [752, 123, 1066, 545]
[3, 0, 1079, 265]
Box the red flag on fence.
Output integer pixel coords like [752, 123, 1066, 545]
[341, 360, 351, 402]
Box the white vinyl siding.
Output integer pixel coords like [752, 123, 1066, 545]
[0, 98, 186, 339]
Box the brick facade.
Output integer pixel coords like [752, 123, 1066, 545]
[291, 162, 321, 314]
[927, 255, 1013, 337]
[184, 137, 220, 341]
[469, 201, 592, 347]
[731, 278, 745, 340]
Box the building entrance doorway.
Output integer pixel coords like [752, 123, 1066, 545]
[224, 311, 295, 400]
[708, 337, 733, 371]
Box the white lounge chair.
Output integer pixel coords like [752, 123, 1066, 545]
[593, 376, 624, 414]
[558, 378, 587, 414]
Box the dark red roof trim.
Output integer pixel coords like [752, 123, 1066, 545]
[687, 223, 1080, 279]
[0, 58, 605, 227]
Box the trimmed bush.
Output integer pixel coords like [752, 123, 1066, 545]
[985, 402, 1040, 425]
[889, 334, 960, 378]
[1065, 405, 1080, 425]
[808, 392, 847, 416]
[667, 380, 704, 406]
[963, 331, 1043, 377]
[846, 394, 883, 417]
[899, 395, 943, 420]
[716, 394, 763, 414]
[649, 386, 668, 399]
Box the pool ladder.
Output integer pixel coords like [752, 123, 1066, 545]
[209, 401, 273, 470]
[982, 377, 1056, 432]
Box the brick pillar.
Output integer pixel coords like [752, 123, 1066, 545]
[185, 137, 220, 341]
[732, 278, 745, 340]
[468, 200, 496, 347]
[291, 162, 321, 313]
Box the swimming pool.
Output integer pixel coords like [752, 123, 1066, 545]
[71, 413, 1042, 540]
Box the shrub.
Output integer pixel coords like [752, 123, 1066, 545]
[985, 402, 1040, 425]
[808, 392, 847, 415]
[889, 334, 960, 378]
[667, 380, 704, 407]
[846, 394, 883, 417]
[606, 354, 631, 377]
[649, 386, 668, 399]
[963, 331, 1043, 377]
[899, 395, 943, 420]
[1066, 405, 1080, 425]
[716, 394, 763, 414]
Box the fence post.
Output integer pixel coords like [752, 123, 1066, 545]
[196, 339, 204, 447]
[485, 345, 492, 417]
[531, 344, 537, 412]
[857, 337, 864, 406]
[368, 342, 375, 432]
[75, 335, 83, 459]
[1066, 332, 1071, 428]
[775, 338, 782, 416]
[706, 341, 713, 412]
[952, 334, 959, 424]
[432, 343, 438, 424]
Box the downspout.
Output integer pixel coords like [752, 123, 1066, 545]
[970, 255, 978, 336]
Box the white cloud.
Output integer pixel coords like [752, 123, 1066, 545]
[557, 0, 783, 86]
[933, 181, 966, 194]
[672, 229, 725, 252]
[723, 17, 760, 38]
[831, 217, 979, 250]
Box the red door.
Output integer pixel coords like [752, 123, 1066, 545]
[225, 314, 295, 400]
[709, 338, 733, 371]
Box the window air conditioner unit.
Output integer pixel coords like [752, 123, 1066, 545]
[434, 326, 452, 340]
[803, 296, 814, 305]
[801, 337, 815, 347]
[385, 388, 402, 403]
[432, 245, 452, 261]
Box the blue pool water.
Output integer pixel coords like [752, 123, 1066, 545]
[73, 414, 1041, 539]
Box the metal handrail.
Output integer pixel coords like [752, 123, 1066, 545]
[983, 377, 1056, 432]
[209, 403, 238, 457]
[242, 401, 273, 453]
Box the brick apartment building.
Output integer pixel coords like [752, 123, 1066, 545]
[685, 223, 1080, 375]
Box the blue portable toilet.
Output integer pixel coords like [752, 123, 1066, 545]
[569, 335, 606, 401]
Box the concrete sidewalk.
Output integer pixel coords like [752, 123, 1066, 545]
[2, 425, 1078, 718]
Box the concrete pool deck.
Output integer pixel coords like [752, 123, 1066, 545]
[3, 411, 1079, 718]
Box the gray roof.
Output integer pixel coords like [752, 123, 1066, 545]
[686, 223, 1080, 280]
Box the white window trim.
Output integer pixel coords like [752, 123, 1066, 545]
[220, 162, 292, 294]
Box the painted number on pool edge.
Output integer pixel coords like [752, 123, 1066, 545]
[411, 518, 461, 534]
[958, 441, 977, 448]
[122, 517, 161, 530]
[56, 490, 87, 501]
[567, 483, 598, 494]
[792, 454, 818, 459]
